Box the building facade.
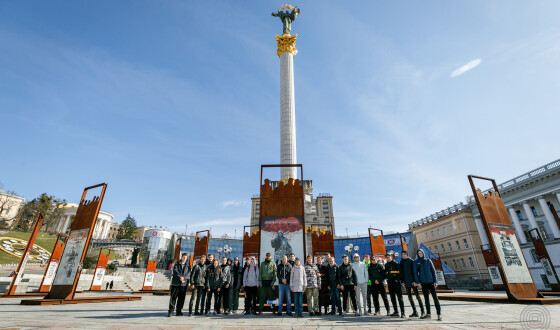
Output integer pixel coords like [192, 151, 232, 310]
[409, 208, 488, 280]
[0, 190, 25, 229]
[409, 159, 560, 291]
[469, 159, 560, 290]
[44, 203, 114, 239]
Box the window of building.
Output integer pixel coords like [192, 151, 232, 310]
[448, 242, 453, 252]
[434, 246, 439, 254]
[541, 274, 551, 289]
[255, 204, 260, 210]
[437, 229, 441, 236]
[524, 231, 532, 243]
[516, 210, 523, 220]
[540, 227, 549, 240]
[325, 217, 330, 223]
[469, 257, 474, 268]
[452, 260, 458, 269]
[463, 239, 469, 249]
[443, 227, 447, 234]
[431, 230, 434, 237]
[450, 224, 455, 231]
[530, 249, 539, 264]
[441, 244, 445, 253]
[461, 258, 466, 269]
[530, 206, 538, 217]
[456, 240, 461, 251]
[426, 233, 429, 239]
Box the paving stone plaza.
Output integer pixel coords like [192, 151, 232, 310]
[0, 292, 558, 329]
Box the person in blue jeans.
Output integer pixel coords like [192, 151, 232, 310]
[326, 256, 342, 315]
[290, 258, 307, 317]
[277, 255, 293, 316]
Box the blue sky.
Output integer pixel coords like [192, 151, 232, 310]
[1, 1, 559, 236]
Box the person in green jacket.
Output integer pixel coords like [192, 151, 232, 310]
[363, 254, 372, 314]
[258, 252, 277, 315]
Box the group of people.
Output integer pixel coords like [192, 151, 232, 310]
[168, 249, 442, 321]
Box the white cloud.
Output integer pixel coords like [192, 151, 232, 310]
[450, 59, 482, 78]
[221, 200, 242, 207]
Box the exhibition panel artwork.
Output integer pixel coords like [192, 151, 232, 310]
[260, 216, 304, 263]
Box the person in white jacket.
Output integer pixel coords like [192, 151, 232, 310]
[352, 253, 369, 315]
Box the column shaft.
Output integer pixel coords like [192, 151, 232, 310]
[280, 51, 297, 179]
[474, 217, 490, 246]
[508, 207, 527, 244]
[538, 198, 560, 239]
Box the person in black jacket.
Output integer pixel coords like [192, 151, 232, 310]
[385, 253, 405, 318]
[188, 255, 207, 316]
[316, 256, 330, 315]
[217, 257, 232, 314]
[168, 253, 191, 317]
[200, 254, 214, 313]
[326, 256, 342, 315]
[229, 257, 243, 314]
[205, 259, 222, 315]
[338, 255, 358, 316]
[400, 250, 424, 318]
[277, 255, 293, 316]
[368, 255, 390, 316]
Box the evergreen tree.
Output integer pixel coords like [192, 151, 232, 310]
[117, 214, 137, 240]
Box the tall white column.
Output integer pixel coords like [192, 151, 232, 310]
[474, 216, 490, 246]
[522, 202, 539, 231]
[62, 215, 71, 233]
[508, 207, 527, 244]
[538, 197, 560, 239]
[277, 34, 298, 179]
[55, 216, 63, 233]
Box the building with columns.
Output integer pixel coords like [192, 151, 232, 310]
[44, 203, 115, 239]
[410, 159, 560, 290]
[469, 159, 560, 290]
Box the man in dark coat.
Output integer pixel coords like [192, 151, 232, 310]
[337, 254, 358, 316]
[168, 253, 191, 317]
[400, 250, 424, 317]
[200, 254, 214, 312]
[188, 255, 207, 316]
[384, 253, 405, 318]
[316, 256, 331, 314]
[326, 256, 342, 315]
[205, 259, 222, 315]
[413, 249, 442, 321]
[368, 255, 390, 316]
[229, 257, 243, 313]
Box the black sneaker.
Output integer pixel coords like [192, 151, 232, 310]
[401, 313, 405, 318]
[299, 314, 304, 318]
[316, 311, 322, 316]
[194, 311, 201, 316]
[386, 311, 391, 316]
[286, 312, 293, 316]
[276, 312, 283, 316]
[339, 312, 344, 317]
[188, 313, 192, 317]
[420, 314, 431, 319]
[176, 312, 184, 316]
[309, 312, 314, 316]
[328, 311, 336, 315]
[167, 312, 172, 317]
[390, 311, 400, 317]
[409, 312, 418, 318]
[244, 311, 251, 315]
